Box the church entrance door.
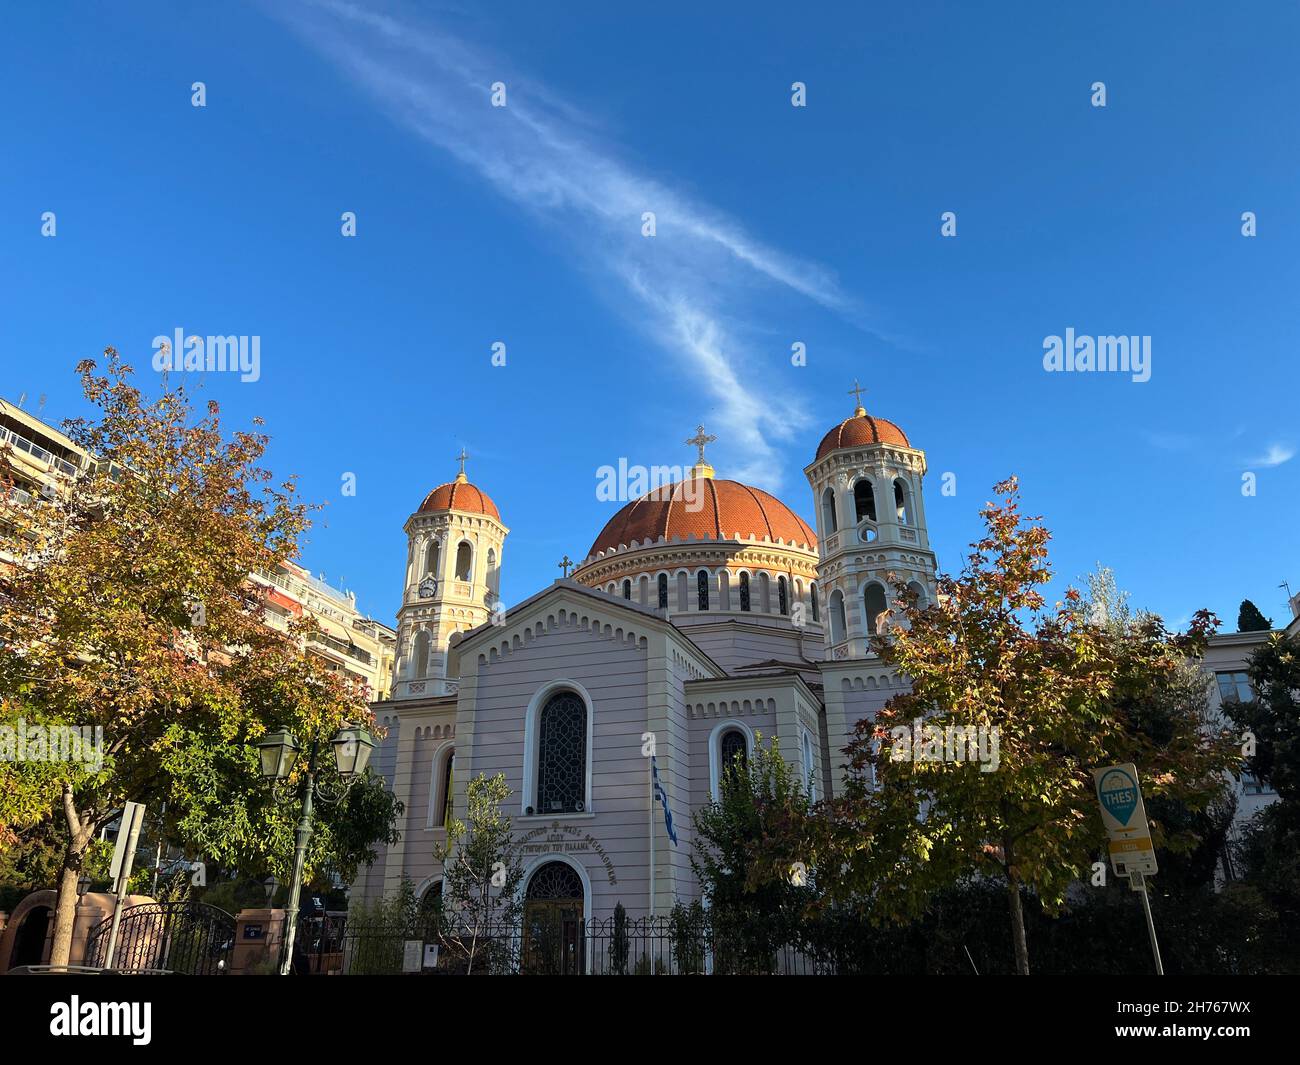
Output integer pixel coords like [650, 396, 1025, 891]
[521, 861, 584, 975]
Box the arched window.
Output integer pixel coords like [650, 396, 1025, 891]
[486, 548, 499, 596]
[864, 583, 888, 635]
[830, 591, 846, 644]
[537, 691, 587, 814]
[419, 879, 443, 917]
[739, 572, 751, 612]
[719, 570, 731, 610]
[413, 628, 431, 678]
[526, 860, 584, 903]
[801, 729, 818, 802]
[455, 542, 473, 582]
[658, 573, 669, 609]
[697, 570, 710, 610]
[810, 581, 820, 622]
[854, 479, 877, 523]
[821, 487, 838, 533]
[758, 572, 771, 613]
[639, 575, 649, 604]
[425, 539, 441, 577]
[676, 572, 689, 612]
[778, 575, 789, 615]
[438, 749, 455, 827]
[907, 580, 927, 610]
[623, 579, 632, 600]
[718, 728, 748, 794]
[894, 479, 909, 526]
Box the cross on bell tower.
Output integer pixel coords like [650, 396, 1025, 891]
[848, 379, 867, 417]
[685, 424, 717, 479]
[455, 447, 469, 483]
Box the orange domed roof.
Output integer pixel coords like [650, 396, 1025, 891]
[588, 477, 816, 558]
[815, 409, 910, 460]
[418, 475, 500, 520]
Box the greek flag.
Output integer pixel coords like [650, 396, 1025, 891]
[651, 755, 678, 846]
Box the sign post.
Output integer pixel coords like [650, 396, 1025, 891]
[103, 801, 147, 970]
[1093, 763, 1163, 975]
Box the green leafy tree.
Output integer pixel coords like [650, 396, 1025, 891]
[435, 772, 525, 974]
[0, 352, 395, 964]
[804, 479, 1238, 974]
[690, 737, 814, 973]
[1237, 600, 1273, 633]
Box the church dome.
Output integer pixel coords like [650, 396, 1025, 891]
[418, 474, 500, 521]
[588, 476, 816, 557]
[815, 410, 910, 460]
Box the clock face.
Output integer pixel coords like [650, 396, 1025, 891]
[418, 576, 438, 599]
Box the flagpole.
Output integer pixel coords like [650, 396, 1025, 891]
[648, 756, 656, 918]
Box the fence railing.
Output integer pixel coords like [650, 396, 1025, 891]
[333, 914, 836, 976]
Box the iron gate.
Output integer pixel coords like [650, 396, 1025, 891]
[84, 902, 235, 975]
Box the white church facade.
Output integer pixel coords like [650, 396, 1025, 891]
[352, 394, 941, 929]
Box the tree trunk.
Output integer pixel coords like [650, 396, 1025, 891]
[49, 784, 92, 967]
[1005, 873, 1030, 975]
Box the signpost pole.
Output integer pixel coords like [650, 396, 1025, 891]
[1132, 872, 1164, 976]
[103, 802, 146, 970]
[648, 758, 656, 918]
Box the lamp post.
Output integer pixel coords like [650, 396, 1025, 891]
[257, 724, 374, 976]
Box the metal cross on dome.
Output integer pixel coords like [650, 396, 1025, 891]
[455, 447, 469, 476]
[685, 424, 716, 465]
[558, 555, 575, 577]
[848, 379, 867, 411]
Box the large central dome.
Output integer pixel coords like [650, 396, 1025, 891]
[588, 476, 816, 557]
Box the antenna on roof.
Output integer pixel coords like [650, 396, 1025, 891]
[37, 394, 47, 416]
[16, 392, 25, 409]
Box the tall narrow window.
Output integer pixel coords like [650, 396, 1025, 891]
[739, 572, 751, 612]
[778, 576, 789, 615]
[830, 591, 846, 644]
[455, 542, 473, 581]
[486, 548, 499, 596]
[657, 573, 669, 609]
[864, 583, 888, 635]
[894, 479, 909, 525]
[697, 570, 710, 610]
[440, 750, 455, 826]
[810, 581, 819, 622]
[854, 479, 877, 522]
[677, 572, 689, 612]
[537, 691, 587, 813]
[821, 487, 838, 533]
[623, 579, 632, 600]
[720, 729, 748, 780]
[413, 629, 431, 678]
[425, 539, 441, 577]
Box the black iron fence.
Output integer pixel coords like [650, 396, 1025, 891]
[84, 902, 235, 975]
[333, 914, 836, 975]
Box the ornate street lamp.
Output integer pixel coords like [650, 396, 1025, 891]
[257, 723, 375, 975]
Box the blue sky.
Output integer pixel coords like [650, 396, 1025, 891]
[1, 0, 1296, 631]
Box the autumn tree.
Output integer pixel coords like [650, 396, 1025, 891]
[0, 351, 397, 965]
[802, 479, 1238, 974]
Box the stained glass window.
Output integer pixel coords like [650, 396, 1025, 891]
[698, 570, 710, 610]
[538, 691, 587, 813]
[658, 573, 669, 609]
[526, 861, 584, 900]
[778, 576, 789, 615]
[720, 728, 747, 777]
[739, 572, 751, 612]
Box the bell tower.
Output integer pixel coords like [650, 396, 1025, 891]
[805, 382, 937, 660]
[393, 452, 507, 698]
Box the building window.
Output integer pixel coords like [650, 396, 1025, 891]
[413, 629, 431, 678]
[739, 572, 751, 612]
[658, 573, 669, 609]
[864, 583, 888, 636]
[894, 479, 909, 526]
[778, 576, 789, 615]
[487, 548, 499, 597]
[440, 749, 455, 826]
[623, 579, 632, 600]
[698, 570, 710, 610]
[801, 729, 818, 802]
[677, 572, 689, 612]
[830, 590, 846, 644]
[810, 581, 819, 622]
[1216, 672, 1254, 704]
[455, 541, 473, 581]
[1241, 769, 1274, 796]
[712, 726, 751, 799]
[821, 487, 838, 533]
[854, 479, 877, 523]
[425, 539, 441, 577]
[538, 691, 587, 814]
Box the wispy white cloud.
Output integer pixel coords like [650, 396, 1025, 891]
[273, 0, 856, 487]
[1246, 443, 1295, 469]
